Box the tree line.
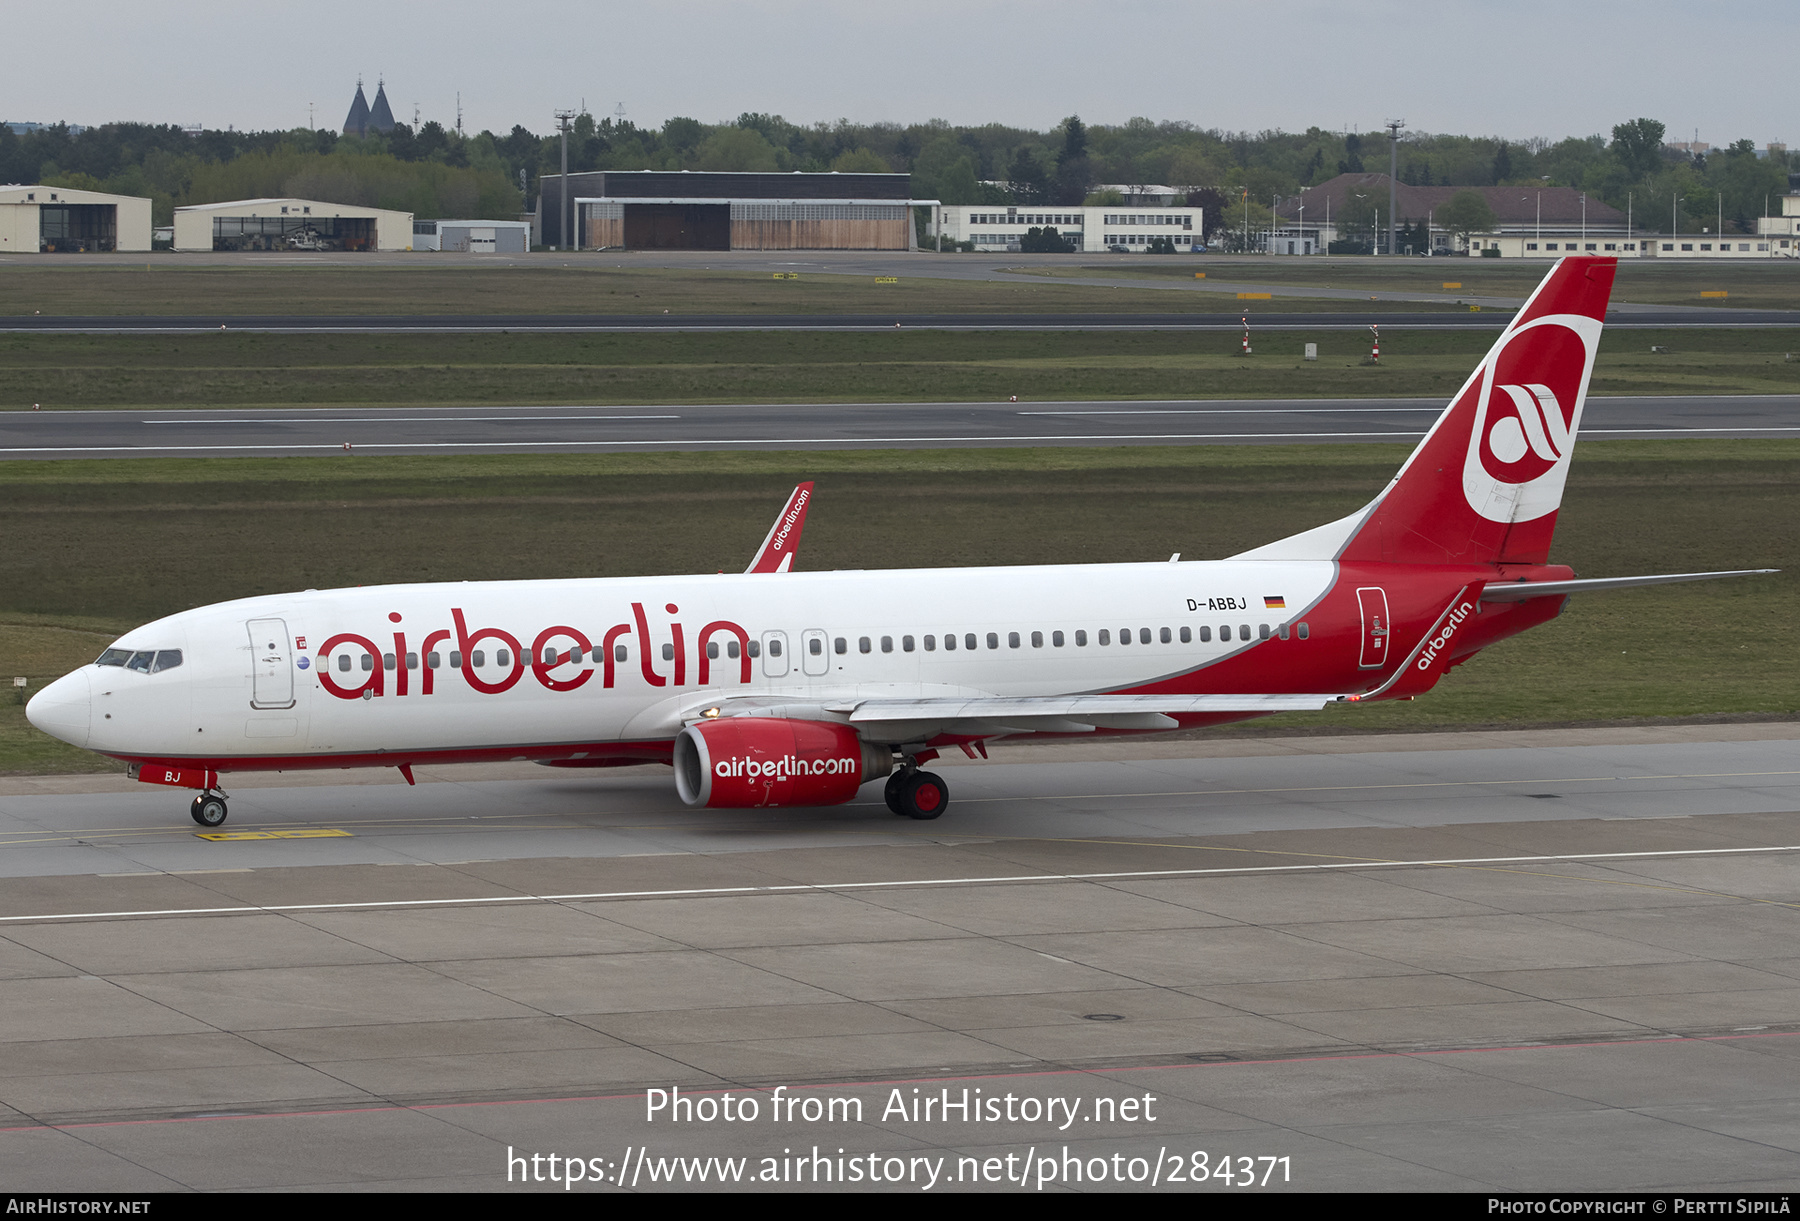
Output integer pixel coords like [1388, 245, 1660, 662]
[2, 112, 1792, 234]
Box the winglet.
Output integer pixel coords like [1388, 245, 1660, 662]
[745, 483, 814, 574]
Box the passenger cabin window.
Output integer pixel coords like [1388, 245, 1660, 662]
[662, 644, 674, 661]
[808, 637, 823, 656]
[879, 636, 891, 653]
[1140, 628, 1152, 644]
[1160, 627, 1171, 644]
[860, 637, 872, 654]
[362, 654, 375, 672]
[427, 652, 442, 668]
[1179, 627, 1191, 643]
[728, 641, 740, 659]
[964, 634, 977, 651]
[1098, 630, 1110, 645]
[923, 635, 935, 651]
[1259, 624, 1271, 640]
[835, 637, 848, 655]
[383, 653, 395, 670]
[1053, 631, 1064, 647]
[707, 642, 720, 659]
[614, 644, 628, 662]
[987, 633, 999, 650]
[495, 650, 510, 667]
[768, 639, 782, 657]
[1297, 622, 1310, 640]
[943, 634, 956, 651]
[1031, 631, 1043, 648]
[1075, 630, 1087, 646]
[902, 635, 915, 652]
[451, 651, 463, 668]
[1199, 626, 1211, 642]
[473, 650, 486, 667]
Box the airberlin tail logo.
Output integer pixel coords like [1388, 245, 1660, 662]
[1484, 383, 1570, 479]
[1461, 315, 1599, 523]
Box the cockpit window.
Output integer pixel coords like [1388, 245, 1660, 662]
[99, 648, 182, 673]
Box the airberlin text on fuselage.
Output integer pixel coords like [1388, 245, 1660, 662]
[313, 602, 750, 701]
[1416, 601, 1475, 671]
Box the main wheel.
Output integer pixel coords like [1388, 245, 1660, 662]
[190, 793, 228, 827]
[884, 771, 908, 816]
[897, 771, 948, 820]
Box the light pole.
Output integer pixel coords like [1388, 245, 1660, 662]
[554, 109, 576, 251]
[1298, 203, 1306, 254]
[1385, 119, 1404, 258]
[1581, 193, 1587, 247]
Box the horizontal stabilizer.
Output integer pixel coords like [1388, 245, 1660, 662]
[1480, 569, 1777, 602]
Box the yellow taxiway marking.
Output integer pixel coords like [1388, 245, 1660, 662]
[193, 828, 353, 841]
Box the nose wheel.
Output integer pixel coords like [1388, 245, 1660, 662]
[190, 792, 229, 828]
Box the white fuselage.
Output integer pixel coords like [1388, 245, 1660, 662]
[59, 559, 1338, 765]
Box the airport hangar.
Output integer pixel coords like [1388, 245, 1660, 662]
[0, 184, 152, 253]
[172, 197, 414, 252]
[535, 169, 936, 251]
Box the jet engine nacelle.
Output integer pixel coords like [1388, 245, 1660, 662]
[673, 718, 892, 808]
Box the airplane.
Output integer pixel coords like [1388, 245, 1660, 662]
[26, 257, 1772, 828]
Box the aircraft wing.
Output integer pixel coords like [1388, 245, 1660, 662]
[744, 483, 814, 573]
[830, 692, 1340, 736]
[1479, 569, 1777, 602]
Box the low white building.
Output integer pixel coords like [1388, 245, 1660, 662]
[413, 218, 531, 253]
[173, 198, 413, 252]
[935, 204, 1203, 253]
[0, 184, 152, 253]
[1754, 193, 1800, 257]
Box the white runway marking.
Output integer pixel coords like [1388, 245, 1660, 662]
[6, 842, 1797, 924]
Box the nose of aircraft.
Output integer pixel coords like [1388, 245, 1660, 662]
[26, 670, 91, 748]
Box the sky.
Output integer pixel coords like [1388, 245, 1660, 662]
[9, 1, 1795, 149]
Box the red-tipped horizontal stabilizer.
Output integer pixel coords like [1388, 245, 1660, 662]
[745, 483, 814, 574]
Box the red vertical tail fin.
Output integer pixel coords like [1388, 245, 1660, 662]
[1236, 257, 1615, 566]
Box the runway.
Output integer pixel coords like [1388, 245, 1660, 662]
[3, 724, 1799, 1191]
[9, 308, 1800, 334]
[4, 394, 1796, 459]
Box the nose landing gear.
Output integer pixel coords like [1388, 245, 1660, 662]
[190, 791, 229, 827]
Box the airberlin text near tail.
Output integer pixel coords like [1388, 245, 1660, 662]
[27, 258, 1774, 826]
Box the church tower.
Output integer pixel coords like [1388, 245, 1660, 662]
[343, 79, 371, 138]
[368, 79, 396, 134]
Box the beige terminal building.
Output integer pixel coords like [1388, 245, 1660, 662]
[0, 184, 153, 252]
[172, 198, 413, 252]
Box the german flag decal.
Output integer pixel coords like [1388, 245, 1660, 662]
[1264, 596, 1287, 609]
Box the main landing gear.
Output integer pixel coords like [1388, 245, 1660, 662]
[885, 768, 949, 820]
[190, 791, 229, 828]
